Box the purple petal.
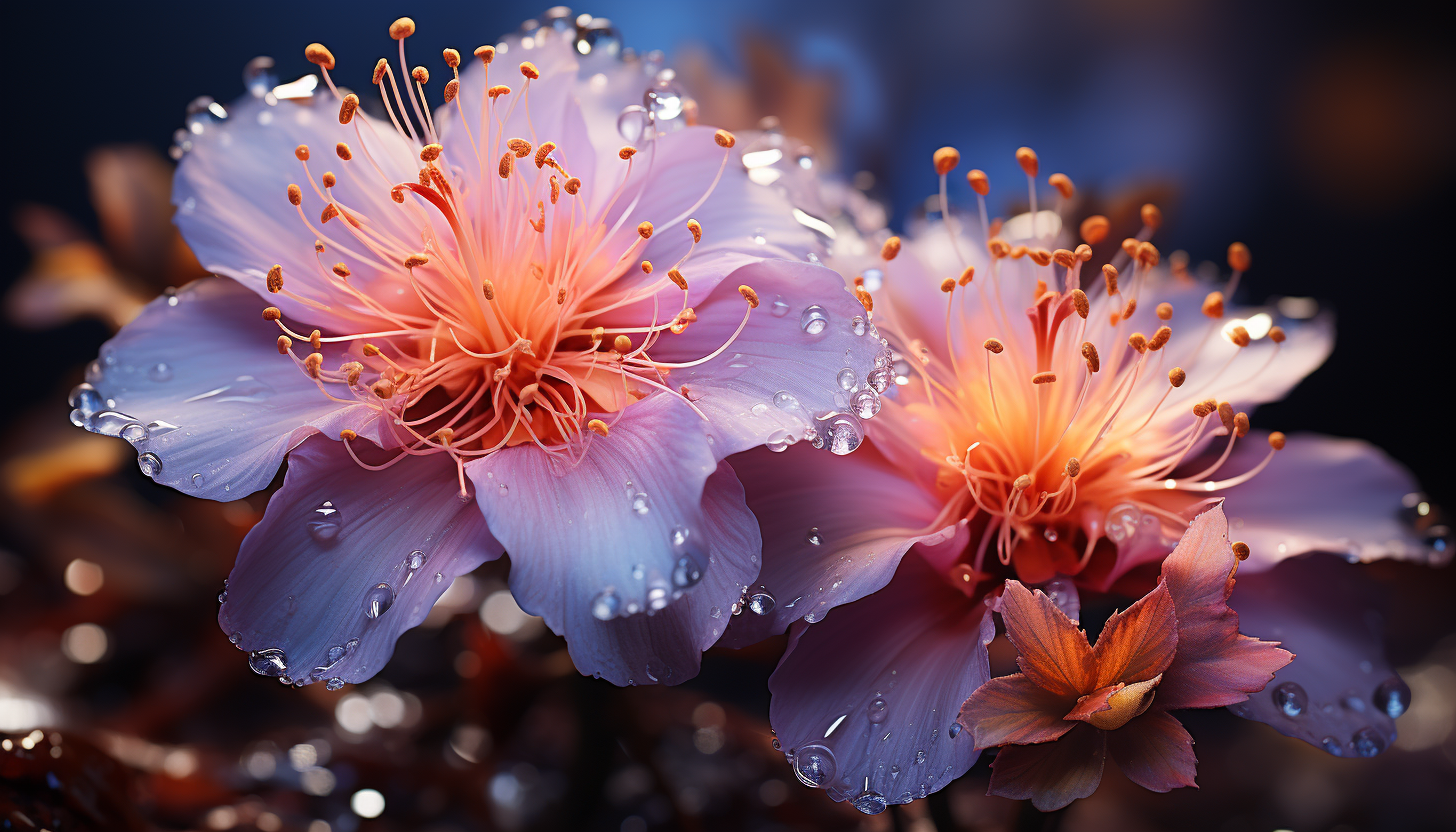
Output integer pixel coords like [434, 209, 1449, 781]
[645, 259, 886, 458]
[77, 277, 385, 500]
[1226, 553, 1408, 757]
[1221, 432, 1442, 570]
[768, 553, 993, 810]
[721, 441, 952, 647]
[173, 95, 424, 331]
[466, 393, 760, 685]
[219, 436, 499, 687]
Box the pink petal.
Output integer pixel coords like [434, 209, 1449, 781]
[465, 393, 759, 685]
[219, 436, 500, 686]
[988, 722, 1107, 812]
[958, 674, 1077, 748]
[1106, 710, 1198, 792]
[720, 440, 952, 647]
[1228, 553, 1407, 757]
[1157, 505, 1292, 710]
[79, 277, 386, 500]
[999, 581, 1097, 699]
[768, 554, 994, 809]
[1221, 432, 1441, 570]
[173, 95, 425, 331]
[643, 259, 887, 458]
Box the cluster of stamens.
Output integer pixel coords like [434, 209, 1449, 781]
[262, 19, 757, 491]
[873, 145, 1290, 574]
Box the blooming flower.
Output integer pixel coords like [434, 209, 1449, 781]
[66, 16, 885, 689]
[957, 505, 1291, 810]
[721, 143, 1444, 810]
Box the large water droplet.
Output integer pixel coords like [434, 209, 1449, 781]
[837, 368, 857, 391]
[1104, 503, 1144, 544]
[748, 590, 776, 615]
[591, 589, 621, 621]
[772, 390, 799, 411]
[137, 452, 162, 478]
[646, 583, 670, 611]
[672, 555, 703, 588]
[799, 305, 829, 336]
[805, 527, 822, 546]
[308, 501, 343, 545]
[68, 384, 103, 416]
[326, 644, 348, 665]
[248, 648, 288, 677]
[1374, 676, 1411, 718]
[1351, 726, 1386, 757]
[770, 298, 790, 317]
[851, 389, 881, 419]
[766, 430, 792, 453]
[849, 316, 867, 336]
[616, 104, 650, 142]
[630, 492, 650, 515]
[949, 722, 962, 739]
[1272, 681, 1307, 717]
[364, 582, 395, 618]
[867, 697, 888, 723]
[792, 744, 836, 788]
[120, 423, 148, 445]
[85, 410, 140, 438]
[1321, 736, 1343, 756]
[242, 56, 278, 98]
[643, 79, 685, 121]
[576, 19, 622, 58]
[852, 791, 888, 815]
[325, 677, 345, 691]
[407, 550, 426, 571]
[824, 415, 862, 455]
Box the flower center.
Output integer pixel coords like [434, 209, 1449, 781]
[255, 22, 757, 490]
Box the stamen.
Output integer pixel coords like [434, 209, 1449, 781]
[1081, 216, 1110, 244]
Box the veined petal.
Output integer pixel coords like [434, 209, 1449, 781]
[988, 722, 1107, 812]
[999, 581, 1097, 699]
[958, 674, 1077, 748]
[466, 393, 758, 685]
[721, 441, 951, 647]
[1228, 553, 1406, 757]
[219, 436, 499, 686]
[80, 277, 385, 500]
[768, 554, 993, 809]
[1221, 433, 1442, 570]
[1106, 710, 1198, 793]
[173, 94, 426, 331]
[645, 259, 886, 459]
[1157, 506, 1293, 710]
[1091, 581, 1179, 689]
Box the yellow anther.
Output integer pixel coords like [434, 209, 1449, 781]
[482, 280, 495, 300]
[1218, 401, 1235, 432]
[1234, 412, 1250, 437]
[738, 285, 760, 308]
[1029, 248, 1052, 267]
[854, 286, 873, 312]
[309, 330, 322, 350]
[341, 362, 362, 385]
[667, 268, 687, 290]
[687, 218, 702, 243]
[331, 262, 350, 277]
[1230, 325, 1251, 347]
[881, 236, 902, 261]
[983, 338, 1005, 354]
[474, 45, 495, 65]
[340, 428, 358, 441]
[1071, 289, 1089, 319]
[1015, 147, 1039, 177]
[294, 144, 310, 161]
[958, 265, 975, 286]
[443, 79, 459, 102]
[640, 260, 653, 274]
[1269, 432, 1286, 450]
[1156, 302, 1173, 320]
[637, 221, 654, 239]
[1013, 474, 1033, 490]
[1140, 203, 1163, 230]
[1080, 215, 1110, 244]
[940, 277, 956, 293]
[1228, 242, 1252, 272]
[1053, 248, 1076, 268]
[1136, 241, 1160, 267]
[321, 172, 337, 188]
[412, 66, 429, 85]
[488, 84, 511, 100]
[262, 306, 281, 321]
[1202, 291, 1225, 318]
[619, 146, 637, 160]
[612, 335, 633, 353]
[588, 418, 610, 437]
[987, 238, 1011, 259]
[336, 142, 352, 161]
[372, 59, 388, 85]
[1149, 325, 1172, 351]
[507, 138, 532, 158]
[304, 43, 335, 71]
[519, 61, 539, 80]
[389, 17, 415, 39]
[1232, 541, 1250, 561]
[266, 265, 283, 293]
[1122, 297, 1137, 319]
[304, 352, 323, 378]
[276, 335, 292, 354]
[287, 183, 302, 206]
[714, 129, 736, 148]
[371, 379, 396, 399]
[967, 169, 989, 195]
[403, 253, 429, 268]
[933, 146, 960, 175]
[1129, 332, 1148, 353]
[591, 326, 606, 343]
[362, 343, 380, 357]
[1048, 173, 1074, 199]
[1168, 367, 1186, 387]
[338, 94, 359, 125]
[1032, 371, 1057, 384]
[1081, 341, 1100, 373]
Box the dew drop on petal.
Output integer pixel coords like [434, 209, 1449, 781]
[137, 452, 162, 478]
[591, 589, 620, 621]
[364, 583, 395, 619]
[867, 697, 888, 723]
[248, 648, 288, 677]
[805, 527, 822, 546]
[631, 492, 650, 515]
[747, 590, 776, 615]
[837, 368, 857, 391]
[792, 744, 835, 788]
[1351, 726, 1386, 757]
[1272, 681, 1307, 717]
[326, 677, 345, 691]
[770, 298, 790, 317]
[1374, 676, 1411, 718]
[799, 305, 829, 336]
[672, 555, 703, 588]
[307, 501, 343, 544]
[852, 792, 888, 815]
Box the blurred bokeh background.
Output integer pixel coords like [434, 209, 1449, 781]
[2, 1, 1453, 830]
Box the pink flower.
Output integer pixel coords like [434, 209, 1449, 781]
[69, 19, 884, 689]
[957, 505, 1291, 810]
[724, 146, 1441, 810]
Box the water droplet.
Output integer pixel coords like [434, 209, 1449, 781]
[646, 582, 669, 611]
[575, 19, 622, 57]
[805, 527, 822, 546]
[867, 697, 888, 723]
[326, 645, 348, 665]
[147, 362, 173, 382]
[748, 590, 776, 615]
[791, 744, 836, 788]
[120, 423, 148, 445]
[631, 492, 650, 515]
[851, 389, 881, 419]
[849, 316, 867, 336]
[364, 582, 395, 618]
[248, 648, 288, 677]
[914, 750, 927, 765]
[865, 367, 892, 394]
[497, 483, 509, 496]
[616, 104, 650, 142]
[592, 589, 621, 621]
[85, 410, 140, 438]
[1104, 503, 1144, 544]
[766, 430, 792, 453]
[1351, 726, 1386, 757]
[228, 631, 241, 645]
[631, 563, 646, 580]
[1321, 736, 1343, 756]
[770, 298, 790, 317]
[407, 550, 425, 570]
[672, 555, 703, 588]
[68, 384, 103, 416]
[1272, 681, 1307, 717]
[852, 791, 887, 815]
[772, 391, 799, 412]
[326, 677, 345, 691]
[183, 375, 275, 404]
[799, 305, 829, 336]
[949, 722, 962, 739]
[861, 268, 884, 291]
[147, 420, 180, 439]
[750, 228, 767, 245]
[823, 414, 862, 455]
[242, 56, 278, 98]
[643, 78, 685, 121]
[137, 452, 162, 478]
[837, 368, 857, 391]
[1374, 676, 1411, 718]
[307, 501, 343, 545]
